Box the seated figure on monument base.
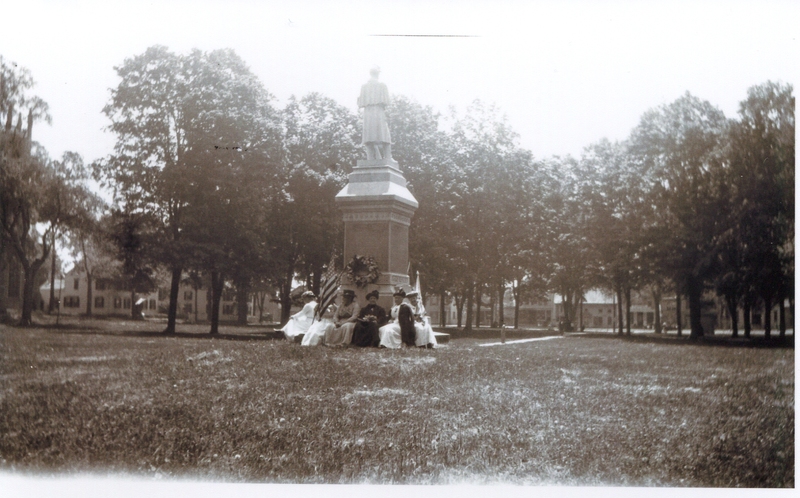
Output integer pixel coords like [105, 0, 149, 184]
[280, 291, 316, 341]
[324, 290, 360, 347]
[378, 288, 437, 349]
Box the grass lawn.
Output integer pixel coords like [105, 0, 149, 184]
[0, 317, 793, 486]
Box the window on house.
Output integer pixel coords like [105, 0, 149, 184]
[64, 296, 80, 308]
[114, 297, 122, 309]
[95, 296, 105, 308]
[149, 299, 156, 310]
[74, 278, 80, 290]
[184, 291, 193, 301]
[223, 304, 234, 315]
[123, 298, 131, 309]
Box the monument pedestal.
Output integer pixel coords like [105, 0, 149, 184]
[335, 157, 418, 310]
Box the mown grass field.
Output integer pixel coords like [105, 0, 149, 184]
[0, 318, 793, 486]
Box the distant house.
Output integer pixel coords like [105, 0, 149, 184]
[38, 278, 65, 311]
[53, 266, 160, 317]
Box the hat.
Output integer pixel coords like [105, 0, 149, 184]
[301, 290, 316, 299]
[406, 290, 419, 298]
[366, 290, 380, 300]
[342, 289, 356, 298]
[392, 288, 406, 297]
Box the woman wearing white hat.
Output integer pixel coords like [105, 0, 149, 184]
[280, 290, 317, 341]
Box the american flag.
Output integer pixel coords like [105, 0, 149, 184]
[314, 255, 341, 321]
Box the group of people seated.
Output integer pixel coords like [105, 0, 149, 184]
[280, 287, 437, 349]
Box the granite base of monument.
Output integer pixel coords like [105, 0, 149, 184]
[335, 157, 418, 310]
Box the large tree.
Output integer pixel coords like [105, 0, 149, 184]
[97, 46, 282, 334]
[629, 92, 730, 339]
[727, 81, 794, 339]
[95, 46, 190, 333]
[268, 92, 359, 324]
[447, 100, 521, 330]
[1, 58, 94, 325]
[174, 48, 282, 334]
[388, 95, 461, 324]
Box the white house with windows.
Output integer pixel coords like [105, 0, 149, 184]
[50, 266, 160, 317]
[36, 265, 283, 324]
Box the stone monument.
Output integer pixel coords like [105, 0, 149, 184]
[335, 67, 417, 310]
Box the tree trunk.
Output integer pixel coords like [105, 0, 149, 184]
[464, 282, 474, 331]
[616, 287, 624, 335]
[0, 248, 8, 321]
[312, 269, 322, 297]
[236, 278, 249, 326]
[85, 272, 93, 317]
[163, 266, 181, 334]
[257, 291, 266, 322]
[209, 271, 224, 335]
[455, 292, 464, 328]
[687, 277, 703, 340]
[439, 290, 446, 327]
[49, 233, 57, 313]
[131, 286, 139, 320]
[763, 294, 772, 340]
[624, 286, 632, 336]
[498, 282, 506, 327]
[743, 298, 752, 339]
[488, 285, 495, 326]
[579, 292, 584, 331]
[513, 281, 520, 329]
[279, 268, 294, 325]
[676, 293, 683, 337]
[652, 287, 662, 334]
[561, 291, 573, 330]
[19, 265, 37, 326]
[726, 294, 738, 338]
[19, 256, 46, 325]
[475, 283, 482, 328]
[779, 297, 786, 339]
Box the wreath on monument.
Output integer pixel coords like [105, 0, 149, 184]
[344, 255, 381, 288]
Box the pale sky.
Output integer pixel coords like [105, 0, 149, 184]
[2, 0, 798, 166]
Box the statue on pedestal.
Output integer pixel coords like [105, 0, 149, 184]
[358, 66, 392, 160]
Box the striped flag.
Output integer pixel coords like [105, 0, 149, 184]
[314, 255, 341, 321]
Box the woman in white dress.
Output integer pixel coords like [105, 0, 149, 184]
[378, 289, 416, 348]
[407, 291, 437, 348]
[324, 290, 360, 347]
[301, 304, 336, 346]
[280, 291, 316, 341]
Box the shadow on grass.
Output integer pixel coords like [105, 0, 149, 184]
[47, 327, 286, 341]
[575, 331, 794, 349]
[7, 318, 287, 342]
